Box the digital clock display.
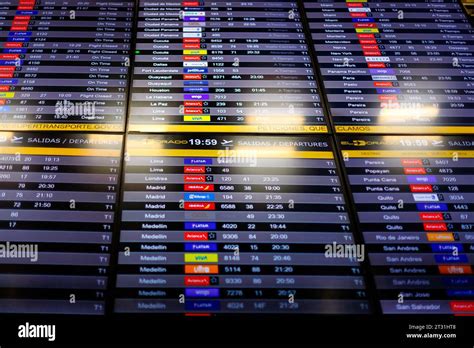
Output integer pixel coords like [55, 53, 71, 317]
[189, 139, 219, 146]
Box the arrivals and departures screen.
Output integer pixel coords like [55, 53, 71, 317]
[0, 132, 122, 314]
[128, 1, 328, 133]
[339, 136, 474, 314]
[0, 1, 134, 132]
[304, 0, 474, 134]
[114, 134, 370, 314]
[0, 0, 472, 322]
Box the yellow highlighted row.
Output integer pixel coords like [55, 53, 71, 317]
[129, 124, 328, 133]
[0, 123, 471, 135]
[126, 148, 334, 159]
[336, 126, 474, 134]
[0, 123, 124, 132]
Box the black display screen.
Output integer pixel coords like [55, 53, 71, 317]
[338, 135, 474, 314]
[0, 132, 122, 314]
[128, 0, 328, 133]
[304, 0, 474, 134]
[115, 134, 370, 314]
[0, 0, 472, 345]
[0, 1, 134, 131]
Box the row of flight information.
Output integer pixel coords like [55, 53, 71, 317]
[0, 0, 472, 133]
[0, 0, 472, 317]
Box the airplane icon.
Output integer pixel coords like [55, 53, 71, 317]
[221, 139, 233, 146]
[11, 136, 23, 144]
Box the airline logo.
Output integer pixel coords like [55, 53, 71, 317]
[371, 75, 398, 81]
[431, 244, 463, 253]
[184, 202, 215, 210]
[184, 166, 206, 174]
[185, 301, 219, 310]
[184, 232, 209, 241]
[185, 253, 218, 263]
[365, 57, 390, 62]
[184, 265, 218, 274]
[184, 276, 211, 286]
[185, 222, 216, 230]
[423, 223, 447, 231]
[184, 243, 217, 251]
[184, 115, 211, 122]
[426, 233, 454, 242]
[185, 193, 215, 201]
[404, 168, 427, 175]
[184, 184, 215, 191]
[184, 158, 212, 165]
[407, 176, 436, 184]
[449, 301, 474, 313]
[413, 194, 439, 202]
[185, 288, 219, 297]
[183, 62, 208, 67]
[419, 213, 444, 221]
[184, 175, 208, 182]
[348, 8, 371, 12]
[435, 255, 468, 263]
[410, 184, 432, 193]
[439, 266, 471, 275]
[416, 203, 447, 211]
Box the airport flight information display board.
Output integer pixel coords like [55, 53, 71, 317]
[128, 1, 328, 133]
[0, 132, 123, 314]
[0, 1, 134, 132]
[0, 0, 471, 327]
[304, 0, 474, 134]
[338, 136, 474, 314]
[114, 134, 370, 314]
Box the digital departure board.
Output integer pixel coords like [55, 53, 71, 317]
[0, 1, 134, 132]
[304, 0, 474, 134]
[0, 2, 473, 345]
[0, 132, 122, 314]
[128, 1, 328, 133]
[114, 134, 370, 314]
[338, 136, 474, 314]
